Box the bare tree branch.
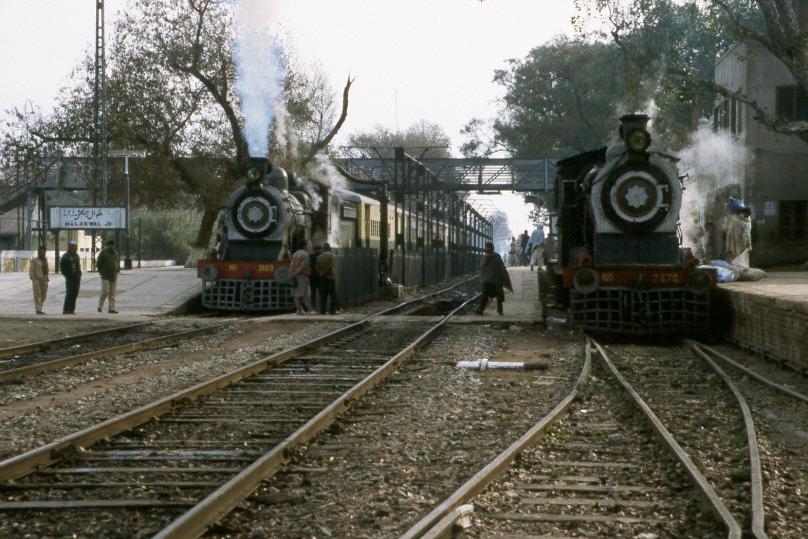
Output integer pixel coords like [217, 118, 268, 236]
[299, 76, 353, 168]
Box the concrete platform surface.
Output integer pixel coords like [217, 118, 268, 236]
[720, 271, 808, 312]
[458, 266, 541, 323]
[0, 267, 199, 318]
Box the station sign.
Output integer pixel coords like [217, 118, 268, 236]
[49, 206, 127, 230]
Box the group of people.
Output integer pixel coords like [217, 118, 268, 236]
[28, 240, 120, 315]
[508, 225, 545, 271]
[289, 241, 338, 315]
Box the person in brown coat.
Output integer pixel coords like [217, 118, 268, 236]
[475, 241, 513, 315]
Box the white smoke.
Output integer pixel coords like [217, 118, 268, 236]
[677, 124, 749, 258]
[292, 153, 348, 247]
[233, 0, 284, 158]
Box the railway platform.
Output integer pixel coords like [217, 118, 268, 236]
[717, 270, 808, 371]
[0, 267, 199, 319]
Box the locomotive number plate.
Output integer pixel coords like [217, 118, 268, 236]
[651, 273, 679, 285]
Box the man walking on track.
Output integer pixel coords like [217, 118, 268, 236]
[29, 245, 49, 315]
[60, 241, 82, 315]
[97, 240, 120, 314]
[475, 241, 513, 316]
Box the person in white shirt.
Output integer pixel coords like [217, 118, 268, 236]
[526, 224, 545, 271]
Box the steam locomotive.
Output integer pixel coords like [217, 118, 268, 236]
[546, 114, 716, 334]
[196, 156, 466, 311]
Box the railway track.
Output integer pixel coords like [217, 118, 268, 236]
[690, 341, 808, 538]
[0, 280, 478, 538]
[404, 339, 746, 539]
[0, 321, 228, 383]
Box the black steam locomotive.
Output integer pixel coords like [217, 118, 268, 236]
[546, 114, 716, 334]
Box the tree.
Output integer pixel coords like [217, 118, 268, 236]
[344, 120, 452, 158]
[481, 38, 628, 159]
[576, 0, 808, 143]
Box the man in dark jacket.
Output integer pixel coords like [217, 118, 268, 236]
[519, 230, 529, 265]
[96, 240, 120, 313]
[60, 240, 82, 314]
[475, 241, 513, 315]
[315, 243, 337, 314]
[309, 243, 322, 309]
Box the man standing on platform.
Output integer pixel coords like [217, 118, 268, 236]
[519, 230, 529, 265]
[527, 223, 545, 271]
[474, 241, 513, 316]
[290, 241, 313, 314]
[29, 245, 49, 315]
[97, 240, 120, 314]
[316, 242, 337, 314]
[309, 243, 322, 309]
[60, 241, 82, 315]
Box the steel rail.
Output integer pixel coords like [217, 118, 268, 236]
[0, 322, 151, 359]
[688, 340, 808, 405]
[690, 344, 768, 539]
[0, 278, 475, 482]
[591, 339, 743, 539]
[0, 323, 231, 383]
[152, 293, 481, 539]
[398, 334, 593, 539]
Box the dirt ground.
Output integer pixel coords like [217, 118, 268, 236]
[0, 319, 128, 348]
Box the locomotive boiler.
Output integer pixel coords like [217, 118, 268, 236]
[547, 114, 716, 334]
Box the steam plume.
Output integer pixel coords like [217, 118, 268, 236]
[677, 124, 749, 258]
[233, 0, 284, 157]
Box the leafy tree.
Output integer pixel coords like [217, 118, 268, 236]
[480, 37, 628, 158]
[344, 120, 452, 158]
[576, 0, 808, 143]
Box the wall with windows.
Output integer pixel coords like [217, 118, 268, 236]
[715, 40, 808, 266]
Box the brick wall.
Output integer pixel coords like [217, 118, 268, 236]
[716, 288, 808, 370]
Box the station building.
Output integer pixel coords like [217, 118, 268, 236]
[713, 35, 808, 267]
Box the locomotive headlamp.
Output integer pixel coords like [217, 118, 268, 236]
[246, 157, 269, 184]
[620, 113, 652, 153]
[685, 268, 712, 292]
[627, 130, 651, 152]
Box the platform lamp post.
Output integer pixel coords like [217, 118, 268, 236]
[108, 149, 146, 269]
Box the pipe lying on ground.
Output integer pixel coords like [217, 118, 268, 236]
[456, 359, 547, 371]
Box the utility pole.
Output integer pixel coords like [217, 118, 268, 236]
[91, 0, 108, 267]
[109, 150, 146, 269]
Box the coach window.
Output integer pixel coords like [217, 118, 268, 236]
[779, 200, 808, 240]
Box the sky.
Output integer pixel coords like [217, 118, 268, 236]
[0, 0, 575, 231]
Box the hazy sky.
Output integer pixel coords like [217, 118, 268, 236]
[0, 0, 575, 152]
